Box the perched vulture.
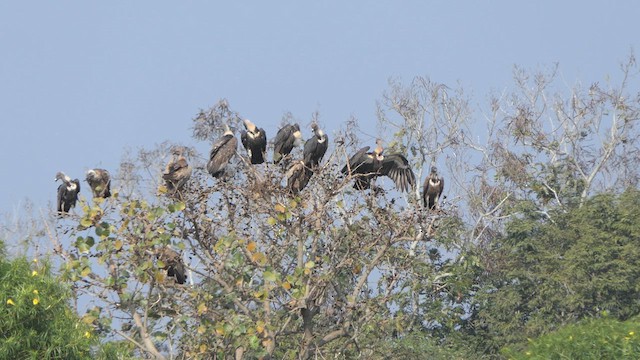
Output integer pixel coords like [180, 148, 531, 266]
[341, 140, 415, 192]
[158, 246, 186, 285]
[423, 166, 444, 210]
[303, 123, 328, 168]
[55, 172, 81, 214]
[163, 146, 192, 192]
[240, 119, 267, 164]
[86, 168, 111, 198]
[286, 160, 313, 194]
[273, 123, 302, 164]
[207, 124, 238, 178]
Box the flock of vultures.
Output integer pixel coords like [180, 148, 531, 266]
[54, 120, 445, 284]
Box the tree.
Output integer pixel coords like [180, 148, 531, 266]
[0, 243, 95, 359]
[38, 54, 640, 359]
[467, 189, 640, 354]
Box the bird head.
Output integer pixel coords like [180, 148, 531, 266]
[311, 122, 324, 137]
[243, 119, 257, 132]
[374, 139, 384, 161]
[430, 166, 438, 176]
[223, 123, 234, 136]
[55, 171, 69, 183]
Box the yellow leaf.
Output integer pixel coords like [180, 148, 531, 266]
[84, 331, 91, 338]
[282, 281, 291, 290]
[32, 298, 39, 305]
[256, 321, 265, 334]
[81, 267, 91, 277]
[31, 270, 38, 277]
[6, 299, 15, 306]
[288, 199, 298, 209]
[197, 303, 208, 315]
[155, 271, 166, 282]
[158, 185, 168, 194]
[274, 202, 286, 213]
[215, 326, 225, 336]
[267, 217, 277, 226]
[247, 241, 257, 252]
[32, 289, 38, 294]
[197, 325, 206, 335]
[199, 344, 207, 353]
[252, 252, 267, 266]
[114, 239, 123, 251]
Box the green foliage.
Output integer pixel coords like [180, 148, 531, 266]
[0, 256, 94, 359]
[470, 189, 640, 354]
[503, 316, 640, 359]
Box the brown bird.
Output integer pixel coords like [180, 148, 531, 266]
[286, 160, 313, 194]
[158, 246, 186, 285]
[163, 147, 192, 192]
[207, 124, 238, 178]
[86, 168, 111, 198]
[423, 166, 444, 210]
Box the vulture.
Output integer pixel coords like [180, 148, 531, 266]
[86, 168, 111, 198]
[55, 172, 81, 214]
[163, 146, 192, 192]
[303, 123, 329, 168]
[341, 140, 416, 192]
[273, 123, 302, 164]
[207, 124, 238, 178]
[158, 246, 186, 285]
[286, 160, 313, 194]
[423, 166, 445, 210]
[240, 119, 267, 164]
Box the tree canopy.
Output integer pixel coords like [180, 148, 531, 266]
[6, 55, 640, 359]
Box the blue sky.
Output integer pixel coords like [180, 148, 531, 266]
[1, 1, 638, 219]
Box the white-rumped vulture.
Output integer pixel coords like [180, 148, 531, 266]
[240, 119, 267, 164]
[303, 123, 328, 168]
[158, 246, 186, 285]
[286, 160, 313, 194]
[163, 146, 192, 192]
[55, 171, 81, 214]
[341, 140, 416, 192]
[423, 166, 444, 210]
[273, 123, 302, 164]
[207, 124, 238, 178]
[86, 168, 111, 198]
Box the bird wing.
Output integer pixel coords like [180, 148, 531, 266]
[258, 128, 267, 153]
[379, 154, 415, 192]
[341, 146, 370, 175]
[240, 131, 249, 150]
[439, 176, 445, 196]
[72, 179, 81, 194]
[210, 134, 235, 159]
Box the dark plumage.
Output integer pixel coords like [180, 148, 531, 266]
[86, 168, 111, 198]
[341, 140, 416, 192]
[163, 147, 192, 192]
[240, 119, 267, 164]
[207, 125, 238, 178]
[286, 160, 313, 194]
[55, 172, 81, 214]
[273, 123, 302, 164]
[303, 123, 328, 168]
[341, 145, 382, 190]
[158, 247, 186, 285]
[423, 166, 444, 210]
